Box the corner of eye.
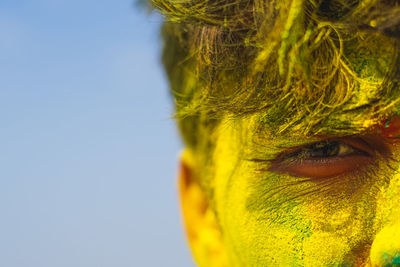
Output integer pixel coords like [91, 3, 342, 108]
[361, 134, 394, 158]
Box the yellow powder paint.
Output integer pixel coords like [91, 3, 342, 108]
[302, 234, 348, 266]
[370, 154, 400, 266]
[154, 1, 400, 265]
[190, 115, 400, 266]
[211, 117, 312, 266]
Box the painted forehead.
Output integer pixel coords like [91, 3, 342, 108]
[179, 28, 400, 134]
[157, 0, 400, 128]
[248, 35, 400, 135]
[234, 87, 400, 159]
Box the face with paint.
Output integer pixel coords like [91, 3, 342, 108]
[180, 114, 400, 266]
[153, 0, 400, 266]
[180, 116, 400, 267]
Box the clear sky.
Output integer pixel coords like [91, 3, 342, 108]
[0, 1, 195, 266]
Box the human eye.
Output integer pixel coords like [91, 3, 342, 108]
[268, 137, 377, 179]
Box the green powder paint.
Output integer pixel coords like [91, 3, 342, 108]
[392, 254, 400, 265]
[381, 253, 400, 266]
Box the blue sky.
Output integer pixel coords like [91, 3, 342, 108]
[0, 1, 194, 266]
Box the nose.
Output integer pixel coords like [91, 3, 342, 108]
[370, 223, 400, 266]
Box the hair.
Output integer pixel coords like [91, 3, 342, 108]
[152, 0, 400, 180]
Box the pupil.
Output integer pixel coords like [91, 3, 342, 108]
[307, 141, 340, 158]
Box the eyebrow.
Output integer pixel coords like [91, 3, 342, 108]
[250, 112, 384, 153]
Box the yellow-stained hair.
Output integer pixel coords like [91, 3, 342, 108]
[154, 0, 400, 158]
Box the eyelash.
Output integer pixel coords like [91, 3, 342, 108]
[282, 141, 364, 162]
[244, 137, 397, 211]
[248, 137, 382, 179]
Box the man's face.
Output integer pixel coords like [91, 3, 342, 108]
[208, 112, 400, 266]
[167, 6, 400, 265]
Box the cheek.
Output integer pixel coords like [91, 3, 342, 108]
[216, 167, 313, 266]
[211, 124, 302, 266]
[299, 182, 379, 265]
[215, 156, 400, 266]
[211, 118, 400, 266]
[374, 164, 400, 226]
[296, 158, 400, 264]
[213, 140, 317, 265]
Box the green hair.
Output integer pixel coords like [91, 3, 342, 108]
[154, 0, 400, 152]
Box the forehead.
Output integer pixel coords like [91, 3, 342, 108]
[221, 88, 400, 162]
[248, 51, 400, 140]
[202, 32, 400, 137]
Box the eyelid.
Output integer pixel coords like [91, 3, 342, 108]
[268, 137, 377, 179]
[284, 142, 358, 161]
[339, 138, 375, 156]
[277, 137, 374, 160]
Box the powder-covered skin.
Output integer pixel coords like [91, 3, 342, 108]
[151, 0, 400, 265]
[210, 114, 400, 266]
